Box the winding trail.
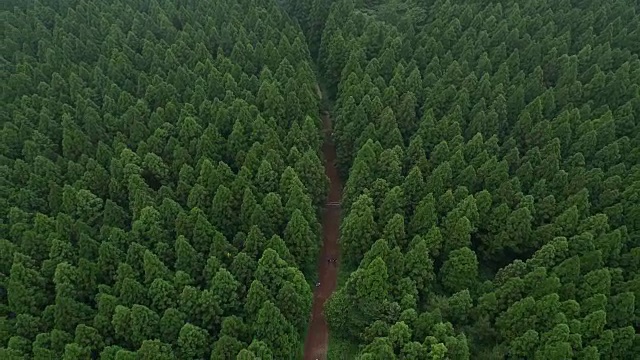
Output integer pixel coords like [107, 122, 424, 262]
[303, 106, 342, 360]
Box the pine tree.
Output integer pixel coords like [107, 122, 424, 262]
[264, 235, 295, 267]
[239, 188, 258, 233]
[177, 323, 208, 359]
[405, 237, 435, 301]
[378, 186, 406, 231]
[211, 268, 241, 316]
[276, 274, 313, 334]
[441, 247, 479, 294]
[210, 185, 235, 240]
[253, 301, 298, 359]
[261, 192, 285, 237]
[410, 194, 438, 237]
[283, 209, 317, 273]
[341, 194, 378, 268]
[295, 149, 329, 207]
[284, 180, 316, 227]
[245, 279, 271, 323]
[383, 214, 407, 249]
[174, 235, 203, 282]
[254, 249, 291, 298]
[377, 107, 404, 149]
[443, 216, 472, 255]
[355, 257, 390, 331]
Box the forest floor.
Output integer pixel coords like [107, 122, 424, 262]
[302, 104, 343, 359]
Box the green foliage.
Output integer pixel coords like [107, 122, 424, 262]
[341, 194, 378, 268]
[316, 0, 640, 358]
[441, 247, 479, 294]
[254, 301, 299, 359]
[4, 0, 640, 358]
[1, 0, 325, 357]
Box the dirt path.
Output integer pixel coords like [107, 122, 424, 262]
[303, 109, 342, 360]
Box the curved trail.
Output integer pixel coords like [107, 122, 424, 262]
[303, 107, 342, 360]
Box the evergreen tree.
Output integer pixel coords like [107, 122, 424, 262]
[253, 301, 298, 359]
[440, 247, 479, 294]
[283, 209, 317, 274]
[341, 194, 378, 268]
[410, 194, 438, 238]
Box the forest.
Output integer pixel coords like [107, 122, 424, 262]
[1, 0, 639, 359]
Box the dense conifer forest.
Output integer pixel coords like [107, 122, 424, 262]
[2, 0, 640, 359]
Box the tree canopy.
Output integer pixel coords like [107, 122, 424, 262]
[3, 0, 640, 358]
[310, 0, 640, 358]
[1, 0, 324, 358]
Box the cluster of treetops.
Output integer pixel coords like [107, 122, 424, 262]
[2, 0, 331, 359]
[1, 0, 639, 359]
[288, 0, 639, 359]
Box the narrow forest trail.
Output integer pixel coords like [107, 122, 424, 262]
[303, 97, 342, 359]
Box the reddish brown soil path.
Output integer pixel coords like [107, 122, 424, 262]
[303, 109, 342, 360]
